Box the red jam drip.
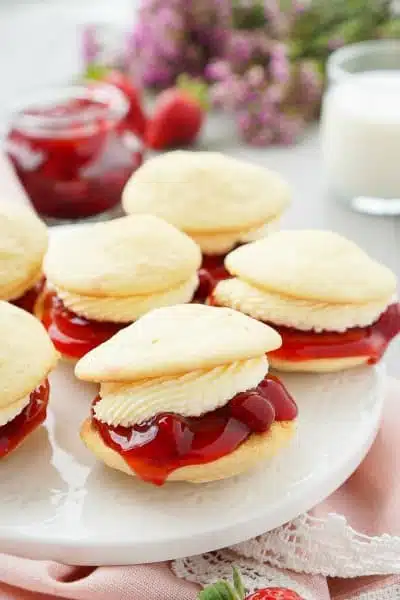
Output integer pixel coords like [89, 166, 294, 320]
[6, 92, 143, 220]
[193, 254, 231, 303]
[269, 303, 400, 363]
[12, 276, 46, 314]
[93, 374, 297, 486]
[0, 379, 49, 459]
[41, 290, 124, 359]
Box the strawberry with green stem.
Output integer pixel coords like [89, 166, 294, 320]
[198, 567, 304, 600]
[145, 74, 208, 150]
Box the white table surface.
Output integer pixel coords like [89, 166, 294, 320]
[0, 0, 399, 375]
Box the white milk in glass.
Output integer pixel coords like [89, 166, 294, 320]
[321, 70, 400, 214]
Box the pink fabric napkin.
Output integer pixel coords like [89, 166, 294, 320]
[1, 376, 399, 600]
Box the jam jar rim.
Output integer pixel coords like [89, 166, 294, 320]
[8, 82, 129, 139]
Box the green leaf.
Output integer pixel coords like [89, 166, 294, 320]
[232, 0, 266, 30]
[232, 567, 246, 600]
[198, 581, 238, 600]
[377, 18, 400, 38]
[84, 63, 110, 81]
[176, 74, 210, 110]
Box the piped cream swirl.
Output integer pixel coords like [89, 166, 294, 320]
[54, 275, 199, 323]
[214, 278, 392, 332]
[94, 356, 268, 426]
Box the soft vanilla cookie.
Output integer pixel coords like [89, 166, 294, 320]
[214, 230, 399, 372]
[80, 418, 295, 484]
[75, 303, 282, 382]
[76, 304, 297, 485]
[40, 215, 202, 360]
[45, 214, 201, 298]
[122, 151, 291, 252]
[0, 301, 58, 458]
[0, 203, 47, 302]
[224, 230, 396, 304]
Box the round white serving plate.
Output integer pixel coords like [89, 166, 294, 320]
[0, 363, 384, 565]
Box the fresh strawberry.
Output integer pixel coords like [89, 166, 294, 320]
[198, 568, 304, 600]
[245, 590, 304, 600]
[85, 66, 147, 139]
[146, 75, 208, 150]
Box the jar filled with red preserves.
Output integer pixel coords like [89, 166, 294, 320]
[5, 83, 143, 222]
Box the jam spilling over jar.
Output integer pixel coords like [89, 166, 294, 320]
[93, 374, 298, 486]
[5, 83, 143, 221]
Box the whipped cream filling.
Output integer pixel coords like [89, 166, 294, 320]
[213, 278, 393, 333]
[94, 356, 268, 427]
[192, 217, 280, 255]
[54, 275, 199, 323]
[0, 395, 30, 427]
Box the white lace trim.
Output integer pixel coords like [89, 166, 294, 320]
[172, 551, 318, 600]
[231, 513, 400, 578]
[346, 584, 400, 599]
[172, 512, 400, 590]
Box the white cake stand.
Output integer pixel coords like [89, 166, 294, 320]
[0, 362, 384, 565]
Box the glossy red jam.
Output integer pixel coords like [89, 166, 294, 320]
[193, 254, 231, 303]
[41, 290, 124, 359]
[12, 276, 46, 314]
[6, 84, 143, 220]
[93, 374, 297, 485]
[0, 379, 49, 459]
[269, 303, 400, 363]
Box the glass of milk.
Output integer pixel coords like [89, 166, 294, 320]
[321, 40, 400, 215]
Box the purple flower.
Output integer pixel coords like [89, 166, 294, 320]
[206, 60, 232, 81]
[246, 65, 265, 87]
[228, 33, 253, 66]
[130, 0, 231, 89]
[266, 83, 285, 103]
[270, 58, 290, 84]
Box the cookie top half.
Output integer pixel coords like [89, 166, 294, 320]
[45, 215, 202, 297]
[122, 151, 291, 234]
[0, 301, 58, 408]
[225, 230, 397, 304]
[75, 303, 281, 382]
[0, 204, 48, 300]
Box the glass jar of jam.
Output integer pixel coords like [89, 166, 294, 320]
[5, 83, 144, 222]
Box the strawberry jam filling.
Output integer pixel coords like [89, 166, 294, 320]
[12, 276, 46, 314]
[0, 379, 49, 459]
[41, 290, 124, 359]
[92, 374, 297, 486]
[268, 303, 400, 363]
[194, 254, 231, 303]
